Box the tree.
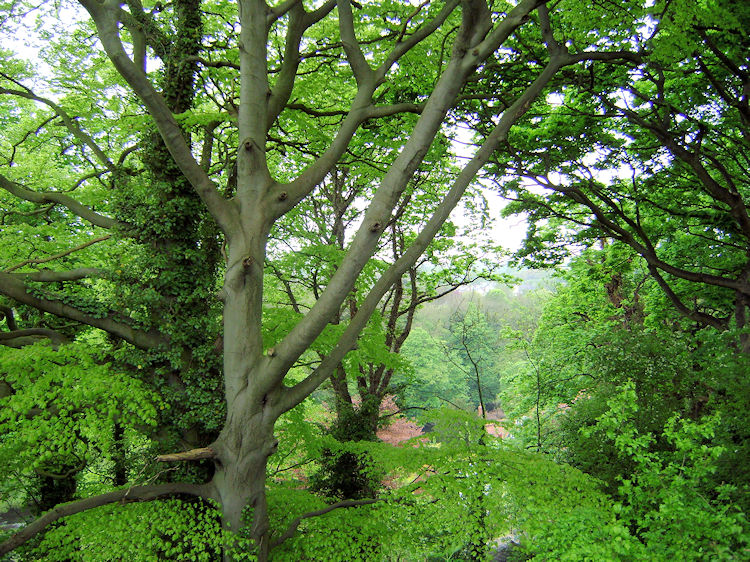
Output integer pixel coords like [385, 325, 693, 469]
[0, 0, 640, 558]
[397, 326, 471, 411]
[513, 248, 750, 556]
[483, 5, 750, 539]
[445, 301, 501, 416]
[266, 158, 502, 499]
[494, 0, 750, 351]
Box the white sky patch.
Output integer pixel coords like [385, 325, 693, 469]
[448, 123, 527, 252]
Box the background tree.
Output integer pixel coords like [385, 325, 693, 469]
[494, 0, 750, 350]
[508, 246, 750, 556]
[482, 4, 750, 542]
[266, 156, 505, 498]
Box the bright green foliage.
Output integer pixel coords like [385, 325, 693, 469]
[489, 245, 750, 559]
[396, 282, 554, 417]
[584, 383, 749, 560]
[0, 342, 161, 498]
[31, 500, 226, 562]
[1, 0, 749, 559]
[445, 303, 503, 412]
[398, 326, 471, 410]
[267, 407, 622, 561]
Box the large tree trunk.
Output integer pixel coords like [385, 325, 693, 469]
[213, 408, 276, 561]
[212, 226, 279, 560]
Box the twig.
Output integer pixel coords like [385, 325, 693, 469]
[5, 235, 111, 272]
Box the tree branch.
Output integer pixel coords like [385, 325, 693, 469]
[5, 237, 111, 273]
[470, 0, 546, 68]
[541, 178, 750, 296]
[0, 328, 68, 348]
[267, 4, 306, 130]
[0, 483, 214, 556]
[268, 0, 539, 387]
[368, 102, 425, 118]
[270, 498, 379, 548]
[0, 272, 167, 349]
[156, 447, 217, 462]
[336, 0, 374, 86]
[647, 265, 729, 331]
[266, 0, 301, 27]
[9, 268, 105, 282]
[269, 88, 375, 218]
[270, 0, 542, 217]
[537, 2, 564, 57]
[266, 1, 338, 129]
[0, 305, 18, 330]
[0, 173, 122, 230]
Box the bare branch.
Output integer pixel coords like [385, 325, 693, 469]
[10, 268, 106, 282]
[156, 447, 217, 462]
[337, 0, 374, 86]
[5, 237, 111, 273]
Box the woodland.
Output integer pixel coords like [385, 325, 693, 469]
[0, 0, 748, 560]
